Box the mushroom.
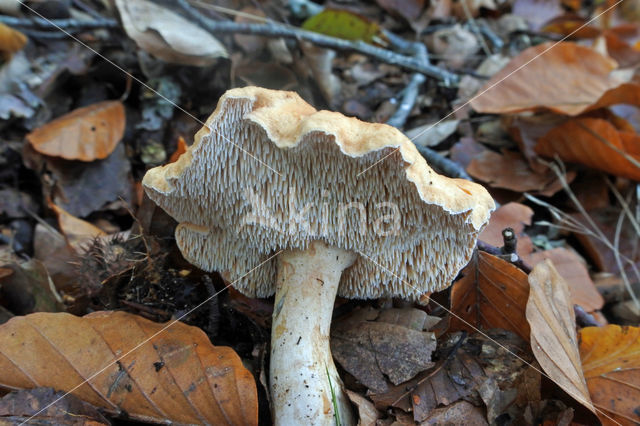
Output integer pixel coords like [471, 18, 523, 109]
[142, 87, 495, 425]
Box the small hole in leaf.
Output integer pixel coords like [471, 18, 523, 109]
[91, 126, 96, 131]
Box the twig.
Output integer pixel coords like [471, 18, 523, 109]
[175, 0, 459, 84]
[0, 15, 118, 30]
[477, 240, 533, 273]
[386, 39, 429, 129]
[415, 144, 473, 180]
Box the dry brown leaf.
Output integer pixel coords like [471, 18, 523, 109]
[536, 117, 640, 180]
[580, 325, 640, 425]
[467, 149, 570, 196]
[450, 251, 530, 342]
[26, 101, 125, 161]
[115, 0, 227, 66]
[0, 22, 26, 58]
[524, 248, 604, 312]
[526, 260, 595, 415]
[470, 42, 635, 116]
[49, 203, 106, 250]
[0, 311, 258, 425]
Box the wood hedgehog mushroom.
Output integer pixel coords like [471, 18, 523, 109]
[142, 87, 495, 425]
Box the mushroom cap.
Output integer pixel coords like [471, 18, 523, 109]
[143, 87, 495, 299]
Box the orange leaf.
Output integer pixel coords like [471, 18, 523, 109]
[536, 117, 640, 180]
[580, 325, 640, 425]
[0, 23, 27, 57]
[450, 251, 530, 342]
[470, 42, 631, 115]
[0, 311, 258, 425]
[541, 14, 601, 39]
[526, 260, 596, 415]
[26, 101, 125, 161]
[168, 136, 188, 164]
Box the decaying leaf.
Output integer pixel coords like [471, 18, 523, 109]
[370, 331, 538, 423]
[26, 101, 125, 162]
[0, 387, 109, 425]
[450, 251, 531, 342]
[331, 307, 436, 393]
[526, 260, 596, 415]
[470, 42, 636, 116]
[115, 0, 227, 66]
[580, 325, 640, 425]
[0, 311, 258, 425]
[536, 117, 640, 180]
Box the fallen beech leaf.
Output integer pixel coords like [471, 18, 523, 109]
[525, 248, 604, 312]
[0, 311, 258, 425]
[49, 203, 106, 250]
[332, 307, 436, 393]
[26, 101, 125, 161]
[0, 387, 109, 425]
[345, 390, 382, 425]
[470, 42, 634, 116]
[541, 14, 601, 38]
[467, 149, 570, 196]
[376, 0, 425, 21]
[116, 0, 227, 66]
[526, 260, 596, 415]
[450, 251, 530, 342]
[580, 325, 640, 425]
[511, 0, 563, 31]
[0, 23, 26, 58]
[536, 117, 640, 180]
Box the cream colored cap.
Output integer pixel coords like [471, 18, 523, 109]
[143, 87, 495, 299]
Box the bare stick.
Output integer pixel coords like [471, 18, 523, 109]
[175, 0, 459, 83]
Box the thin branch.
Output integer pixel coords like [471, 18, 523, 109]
[0, 15, 118, 30]
[175, 0, 459, 84]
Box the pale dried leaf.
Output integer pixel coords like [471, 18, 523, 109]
[116, 0, 227, 66]
[526, 260, 595, 414]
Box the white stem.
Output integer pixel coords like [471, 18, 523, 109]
[270, 240, 356, 425]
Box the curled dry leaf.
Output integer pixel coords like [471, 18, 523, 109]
[0, 311, 258, 425]
[526, 260, 596, 415]
[536, 117, 640, 181]
[0, 23, 26, 58]
[115, 0, 227, 66]
[26, 101, 125, 162]
[450, 251, 530, 343]
[580, 325, 640, 425]
[470, 42, 636, 116]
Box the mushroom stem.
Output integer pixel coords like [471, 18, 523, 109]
[271, 240, 356, 425]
